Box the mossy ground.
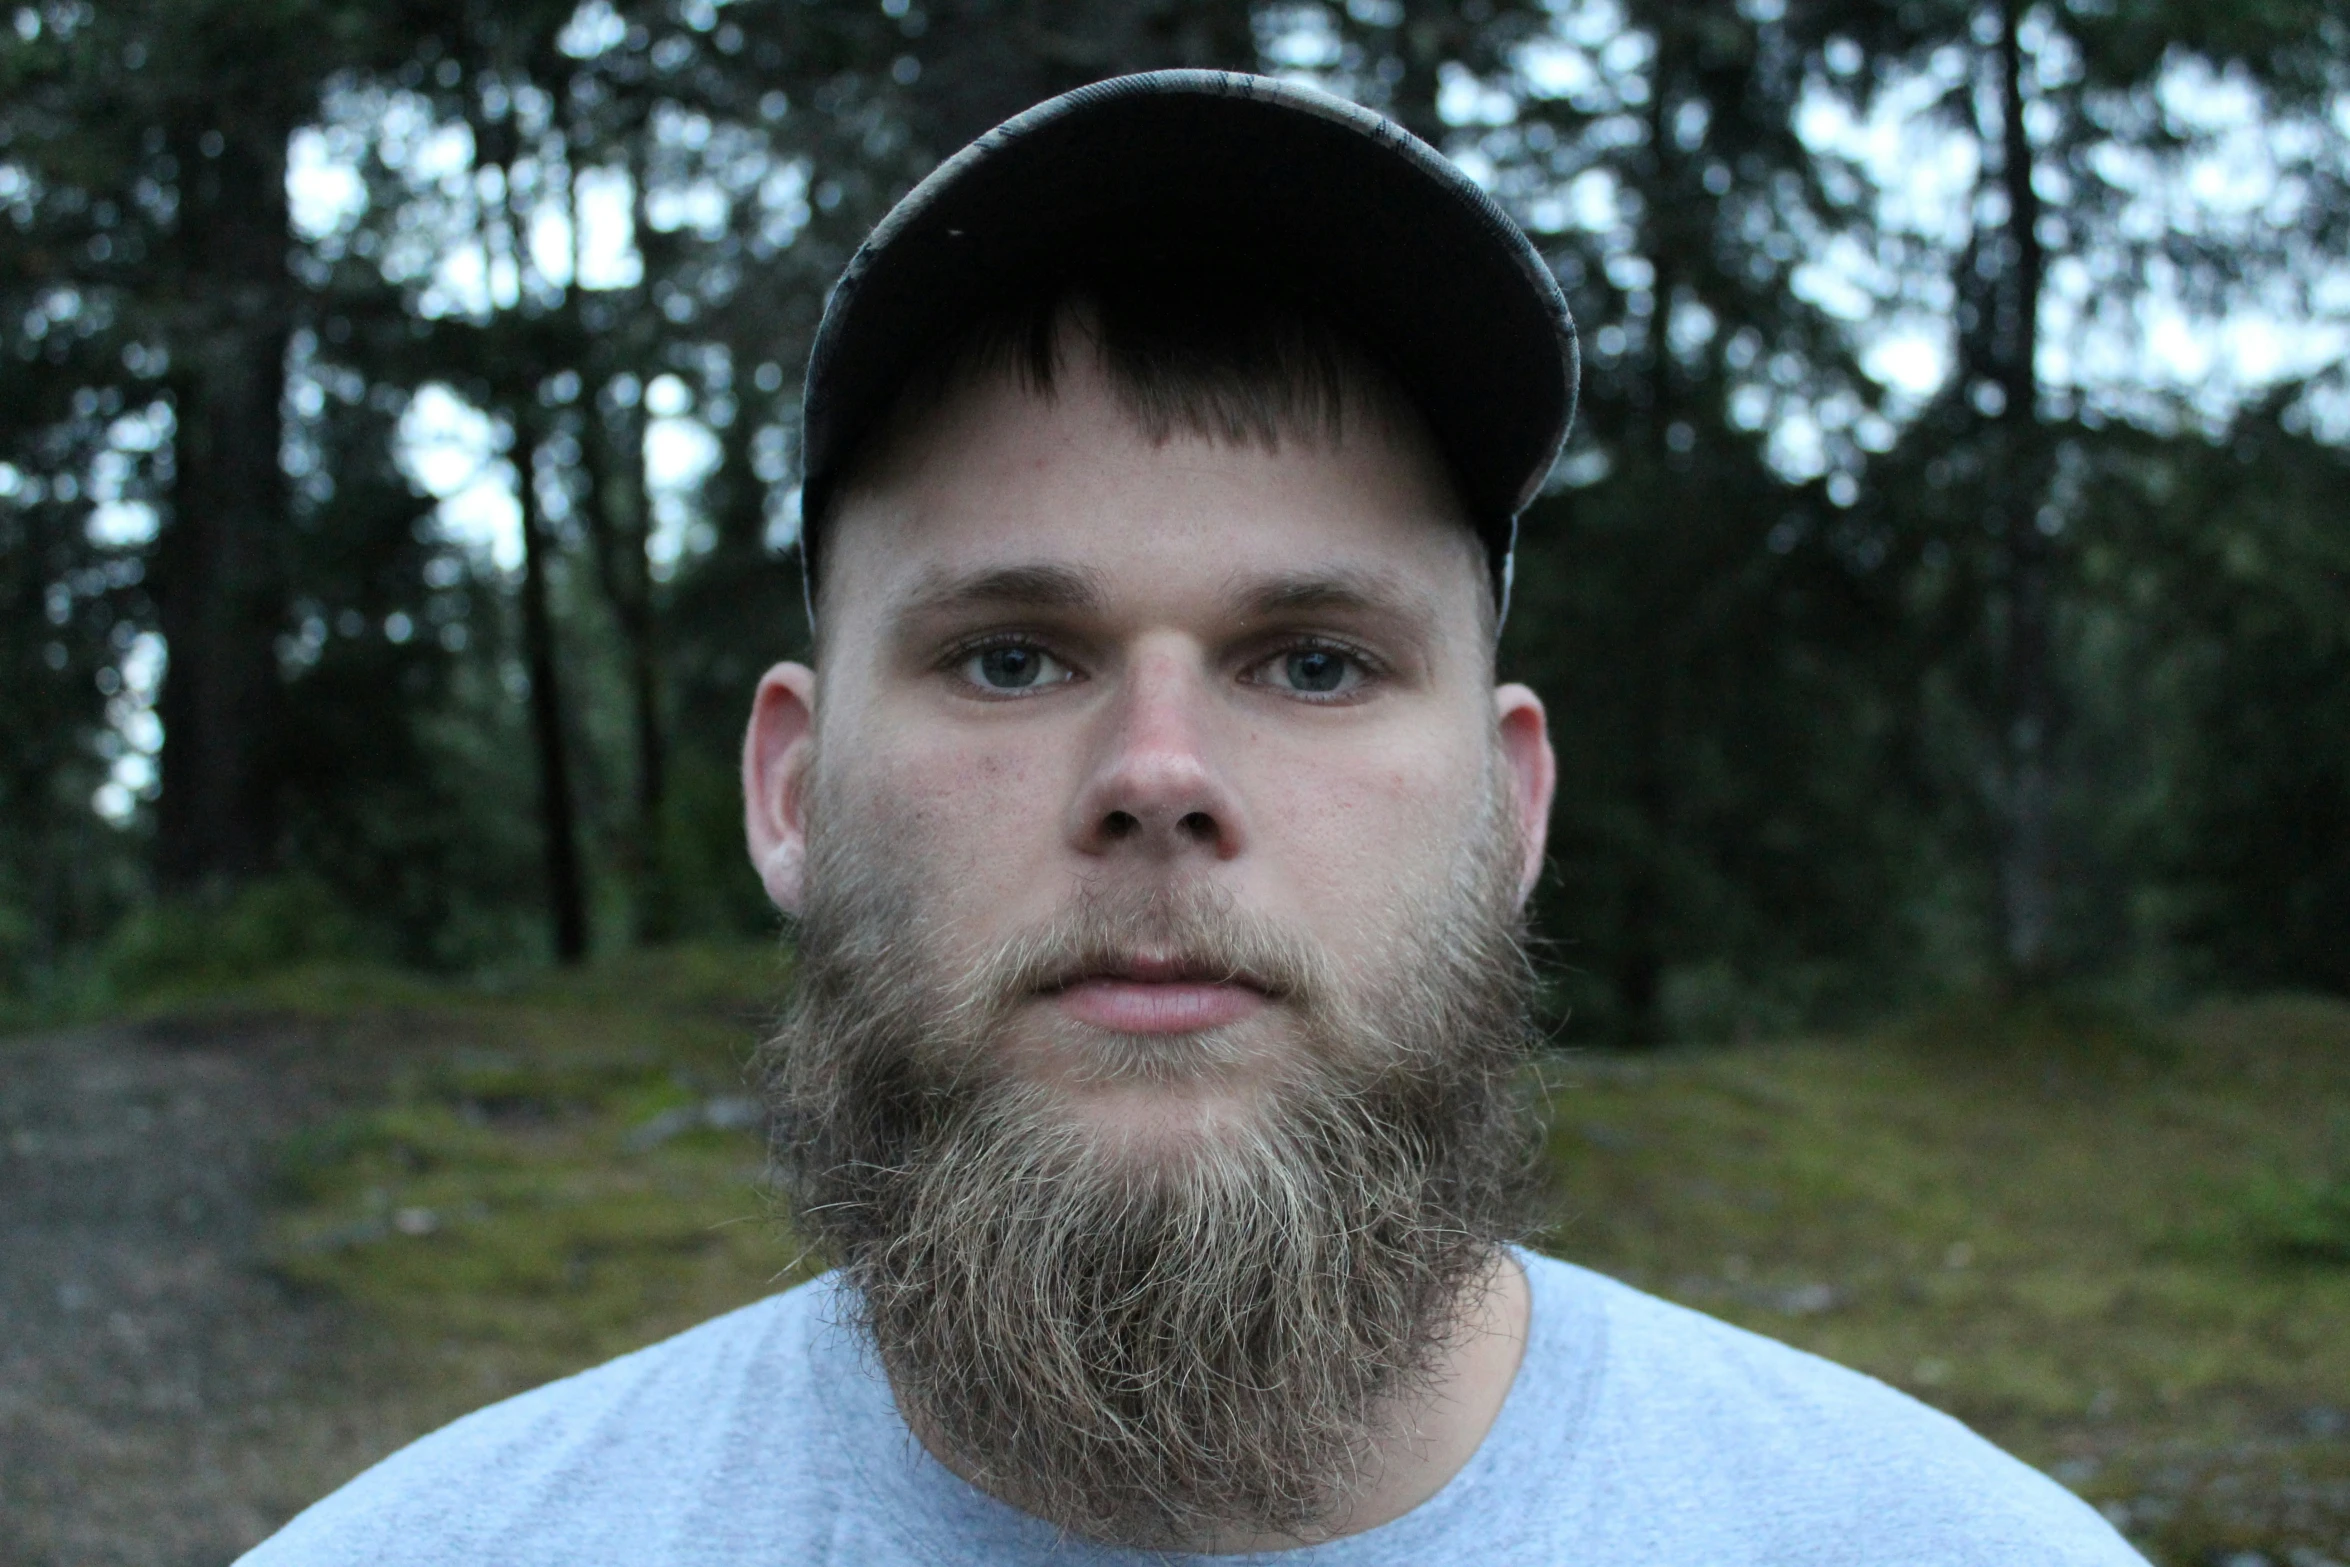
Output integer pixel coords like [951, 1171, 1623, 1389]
[1535, 994, 2350, 1562]
[244, 946, 821, 1413]
[229, 957, 2349, 1563]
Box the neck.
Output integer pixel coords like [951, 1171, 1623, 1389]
[900, 1247, 1533, 1554]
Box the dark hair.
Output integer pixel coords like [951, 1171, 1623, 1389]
[806, 260, 1484, 619]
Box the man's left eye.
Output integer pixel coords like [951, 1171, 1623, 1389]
[1251, 645, 1370, 698]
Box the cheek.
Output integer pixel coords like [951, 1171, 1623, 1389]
[1244, 725, 1490, 929]
[822, 725, 1075, 922]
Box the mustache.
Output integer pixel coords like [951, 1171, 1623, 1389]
[951, 883, 1327, 1027]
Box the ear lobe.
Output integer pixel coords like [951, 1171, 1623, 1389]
[743, 662, 818, 915]
[1493, 682, 1555, 907]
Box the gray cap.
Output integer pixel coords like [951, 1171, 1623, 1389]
[798, 70, 1579, 615]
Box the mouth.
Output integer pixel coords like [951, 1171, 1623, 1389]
[1037, 953, 1275, 1035]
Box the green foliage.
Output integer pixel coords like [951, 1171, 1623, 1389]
[270, 1103, 508, 1205]
[96, 876, 374, 1000]
[2116, 411, 2350, 995]
[1509, 453, 1921, 1040]
[0, 0, 2344, 1035]
[2238, 1102, 2350, 1266]
[2243, 1173, 2350, 1265]
[1890, 989, 2184, 1074]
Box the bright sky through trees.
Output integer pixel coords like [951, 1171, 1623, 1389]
[7, 0, 2346, 1021]
[259, 5, 2346, 571]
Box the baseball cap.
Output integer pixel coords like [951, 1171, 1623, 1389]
[797, 69, 1579, 619]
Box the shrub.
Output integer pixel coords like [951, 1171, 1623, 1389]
[98, 877, 373, 999]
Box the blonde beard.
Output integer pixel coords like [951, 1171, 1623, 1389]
[760, 769, 1538, 1550]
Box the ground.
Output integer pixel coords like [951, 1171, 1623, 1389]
[2, 949, 2345, 1565]
[1, 1011, 402, 1565]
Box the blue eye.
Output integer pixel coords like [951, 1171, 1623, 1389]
[961, 642, 1071, 692]
[1284, 649, 1348, 693]
[979, 647, 1042, 688]
[1253, 644, 1369, 698]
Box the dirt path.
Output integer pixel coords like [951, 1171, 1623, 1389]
[0, 1018, 388, 1567]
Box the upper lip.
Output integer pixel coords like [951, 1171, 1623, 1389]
[1043, 953, 1274, 993]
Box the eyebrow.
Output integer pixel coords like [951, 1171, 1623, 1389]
[891, 562, 1111, 624]
[884, 560, 1448, 647]
[1235, 567, 1444, 633]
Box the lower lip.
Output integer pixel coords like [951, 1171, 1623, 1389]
[1054, 980, 1267, 1034]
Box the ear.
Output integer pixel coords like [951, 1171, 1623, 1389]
[1493, 682, 1556, 907]
[743, 662, 818, 915]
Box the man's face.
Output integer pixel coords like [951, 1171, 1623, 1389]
[747, 345, 1555, 1148]
[743, 341, 1558, 1546]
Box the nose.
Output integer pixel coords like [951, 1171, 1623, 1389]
[1067, 644, 1247, 863]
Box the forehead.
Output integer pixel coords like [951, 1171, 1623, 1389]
[814, 352, 1487, 646]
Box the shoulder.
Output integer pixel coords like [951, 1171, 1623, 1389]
[1519, 1253, 2146, 1564]
[238, 1277, 859, 1566]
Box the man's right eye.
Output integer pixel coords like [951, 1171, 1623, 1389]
[956, 642, 1074, 693]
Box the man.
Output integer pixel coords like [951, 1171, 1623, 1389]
[247, 72, 2145, 1564]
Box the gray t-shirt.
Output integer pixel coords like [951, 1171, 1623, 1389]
[242, 1251, 2145, 1564]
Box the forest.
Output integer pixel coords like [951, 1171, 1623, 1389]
[8, 7, 2350, 1561]
[2, 0, 2347, 1042]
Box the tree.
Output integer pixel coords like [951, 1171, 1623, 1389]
[5, 0, 2345, 1016]
[1839, 0, 2348, 989]
[899, 0, 1257, 152]
[1325, 0, 1918, 1039]
[0, 2, 361, 890]
[2081, 401, 2350, 994]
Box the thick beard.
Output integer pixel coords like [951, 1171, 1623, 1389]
[759, 780, 1540, 1550]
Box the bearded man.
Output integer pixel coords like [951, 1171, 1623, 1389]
[246, 72, 2146, 1565]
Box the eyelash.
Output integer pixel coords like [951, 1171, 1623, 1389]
[1246, 636, 1385, 702]
[943, 632, 1080, 697]
[939, 634, 1388, 699]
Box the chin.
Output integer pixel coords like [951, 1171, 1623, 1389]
[1015, 1023, 1294, 1155]
[1054, 1080, 1271, 1162]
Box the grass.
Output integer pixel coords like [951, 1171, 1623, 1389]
[1535, 994, 2350, 1562]
[249, 945, 821, 1407]
[190, 954, 2350, 1563]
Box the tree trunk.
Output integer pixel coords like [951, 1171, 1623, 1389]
[902, 0, 1256, 155]
[1616, 765, 1666, 1046]
[1992, 0, 2055, 989]
[516, 431, 589, 964]
[582, 402, 670, 944]
[1606, 21, 1698, 1047]
[1382, 0, 1471, 148]
[151, 116, 294, 890]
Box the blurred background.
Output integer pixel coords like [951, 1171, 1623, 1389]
[1, 1, 2346, 1563]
